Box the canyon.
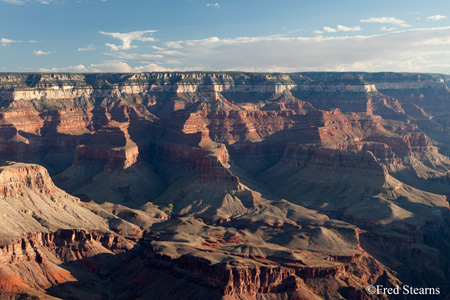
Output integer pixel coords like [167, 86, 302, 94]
[0, 71, 449, 299]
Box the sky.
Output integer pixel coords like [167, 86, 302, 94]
[2, 0, 450, 73]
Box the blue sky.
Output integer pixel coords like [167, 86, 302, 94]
[2, 0, 450, 73]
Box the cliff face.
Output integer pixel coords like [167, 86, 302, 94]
[1, 71, 450, 299]
[367, 132, 437, 157]
[2, 72, 443, 101]
[0, 229, 135, 299]
[0, 162, 108, 243]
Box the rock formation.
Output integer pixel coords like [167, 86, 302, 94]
[0, 71, 450, 299]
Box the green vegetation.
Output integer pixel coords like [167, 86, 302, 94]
[382, 188, 394, 198]
[160, 203, 174, 213]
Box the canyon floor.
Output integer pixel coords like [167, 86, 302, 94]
[0, 71, 449, 299]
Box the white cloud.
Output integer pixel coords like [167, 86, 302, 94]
[2, 0, 57, 4]
[104, 52, 164, 60]
[33, 50, 52, 55]
[119, 26, 450, 73]
[323, 26, 337, 33]
[157, 50, 186, 56]
[134, 63, 171, 72]
[427, 15, 447, 21]
[40, 60, 132, 72]
[381, 26, 396, 31]
[39, 67, 58, 72]
[40, 60, 170, 73]
[40, 64, 87, 72]
[322, 25, 360, 33]
[1, 0, 24, 3]
[71, 64, 87, 71]
[165, 41, 184, 49]
[206, 3, 219, 8]
[337, 25, 361, 32]
[88, 60, 134, 72]
[100, 30, 157, 51]
[162, 59, 182, 65]
[1, 38, 20, 46]
[313, 30, 324, 34]
[360, 17, 410, 28]
[77, 44, 96, 51]
[1, 37, 39, 47]
[34, 26, 450, 74]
